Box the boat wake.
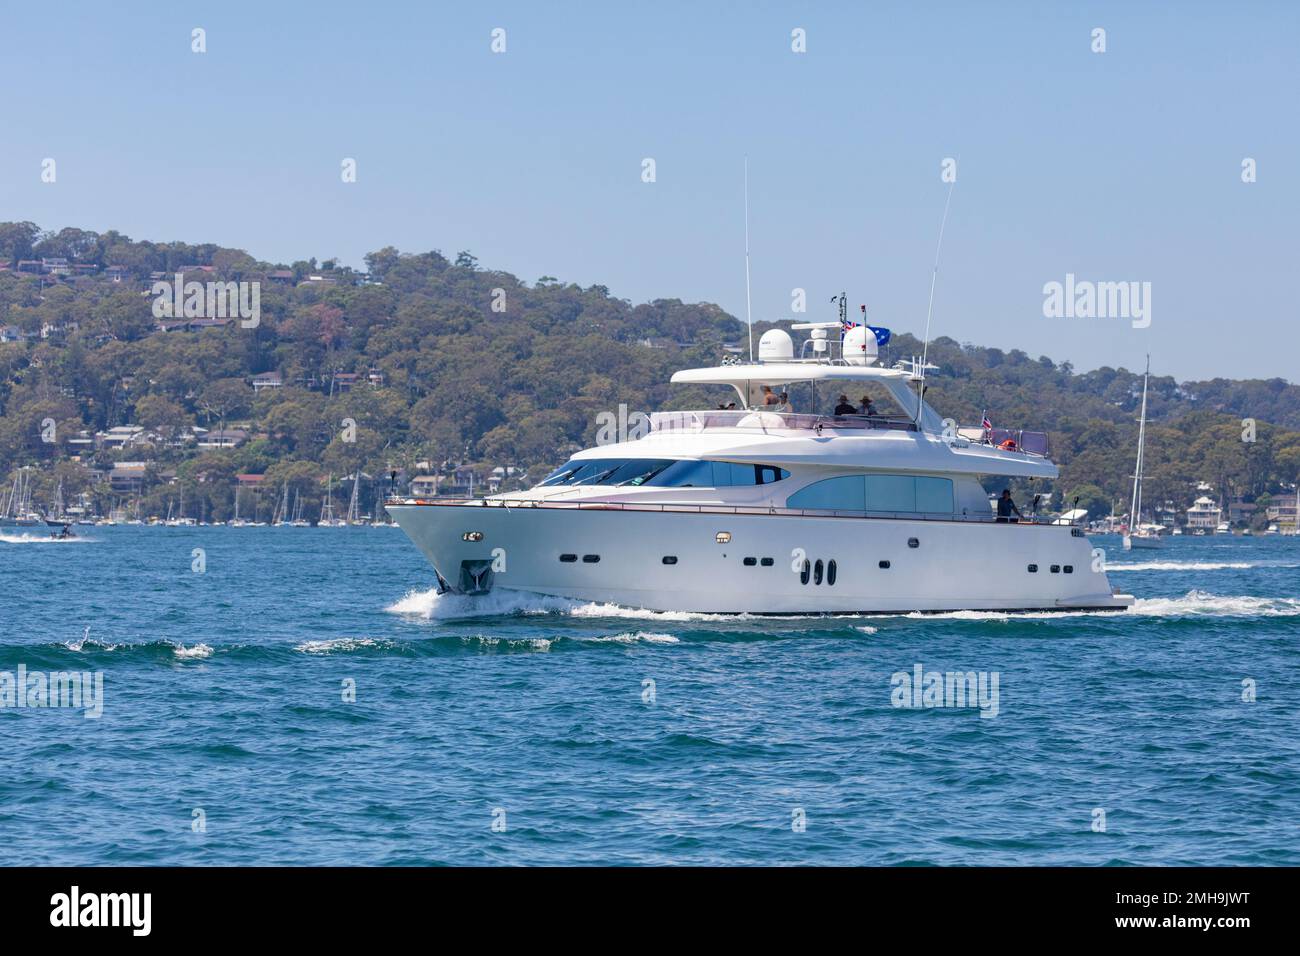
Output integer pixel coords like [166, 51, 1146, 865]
[871, 590, 1300, 621]
[0, 532, 93, 544]
[387, 586, 775, 623]
[1128, 590, 1300, 617]
[386, 587, 586, 619]
[58, 637, 214, 658]
[1107, 560, 1298, 572]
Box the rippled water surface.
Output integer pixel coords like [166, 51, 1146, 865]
[2, 527, 1297, 865]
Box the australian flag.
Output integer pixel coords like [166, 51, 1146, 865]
[840, 318, 891, 346]
[841, 304, 890, 345]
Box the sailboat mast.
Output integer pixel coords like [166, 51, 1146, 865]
[1129, 356, 1150, 529]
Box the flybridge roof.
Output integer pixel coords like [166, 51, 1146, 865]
[671, 361, 944, 432]
[670, 363, 915, 386]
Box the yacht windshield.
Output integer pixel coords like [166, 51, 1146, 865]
[537, 458, 789, 488]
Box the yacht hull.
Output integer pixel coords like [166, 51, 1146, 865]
[388, 501, 1132, 613]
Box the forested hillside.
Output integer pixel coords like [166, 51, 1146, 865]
[2, 222, 1297, 523]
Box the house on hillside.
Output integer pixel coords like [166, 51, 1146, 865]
[95, 425, 148, 449]
[408, 475, 441, 497]
[109, 462, 150, 494]
[251, 371, 283, 393]
[330, 371, 359, 394]
[198, 429, 248, 449]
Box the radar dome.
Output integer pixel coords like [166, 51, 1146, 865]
[758, 328, 794, 362]
[842, 326, 878, 366]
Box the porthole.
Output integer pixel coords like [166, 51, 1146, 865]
[907, 538, 920, 549]
[879, 560, 891, 569]
[743, 557, 757, 566]
[462, 531, 484, 542]
[1050, 564, 1060, 573]
[1063, 565, 1073, 574]
[760, 557, 774, 567]
[813, 559, 824, 585]
[582, 554, 600, 563]
[559, 554, 577, 563]
[1028, 564, 1038, 573]
[827, 560, 837, 586]
[799, 559, 811, 586]
[662, 556, 677, 565]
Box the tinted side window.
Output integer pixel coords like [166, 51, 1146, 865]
[786, 476, 866, 510]
[645, 459, 716, 487]
[865, 474, 915, 511]
[915, 477, 954, 513]
[601, 459, 674, 486]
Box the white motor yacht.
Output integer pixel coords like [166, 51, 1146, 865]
[388, 321, 1132, 614]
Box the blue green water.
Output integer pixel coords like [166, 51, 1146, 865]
[2, 526, 1297, 865]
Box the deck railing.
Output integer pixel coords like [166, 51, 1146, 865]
[955, 426, 1050, 457]
[384, 494, 1077, 528]
[646, 411, 1049, 456]
[648, 410, 917, 434]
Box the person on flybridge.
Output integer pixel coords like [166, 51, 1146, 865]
[834, 394, 857, 416]
[761, 385, 780, 407]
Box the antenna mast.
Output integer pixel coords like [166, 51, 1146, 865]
[915, 162, 958, 428]
[744, 158, 754, 364]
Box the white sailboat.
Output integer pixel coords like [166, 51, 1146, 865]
[230, 483, 249, 527]
[293, 490, 309, 526]
[275, 483, 292, 527]
[345, 471, 367, 525]
[1, 468, 43, 526]
[1123, 357, 1163, 551]
[319, 475, 347, 526]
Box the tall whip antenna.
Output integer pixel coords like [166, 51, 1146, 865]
[915, 160, 958, 427]
[744, 157, 754, 364]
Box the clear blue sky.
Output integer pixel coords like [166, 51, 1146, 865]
[3, 1, 1295, 381]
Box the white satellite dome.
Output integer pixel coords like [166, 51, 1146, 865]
[842, 325, 878, 366]
[758, 328, 794, 362]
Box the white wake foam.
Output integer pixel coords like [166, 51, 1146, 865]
[1129, 590, 1300, 617]
[294, 637, 391, 654]
[0, 532, 93, 544]
[870, 590, 1300, 621]
[1107, 560, 1293, 572]
[579, 631, 680, 644]
[173, 643, 214, 659]
[386, 587, 585, 619]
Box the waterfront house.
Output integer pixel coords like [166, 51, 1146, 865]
[1186, 496, 1221, 531]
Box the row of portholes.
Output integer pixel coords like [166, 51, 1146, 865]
[799, 558, 838, 586]
[1027, 563, 1073, 573]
